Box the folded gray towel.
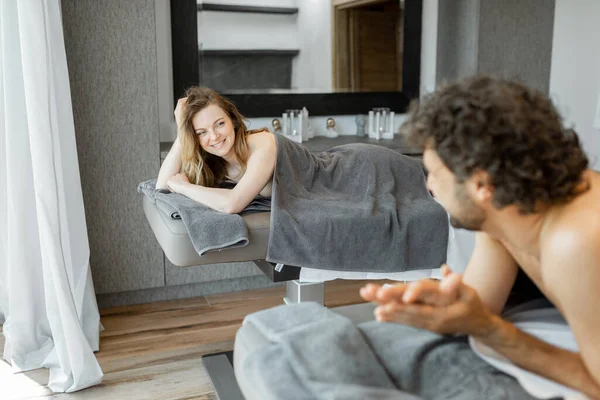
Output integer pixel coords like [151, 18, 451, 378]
[156, 198, 181, 219]
[239, 303, 538, 400]
[267, 134, 448, 272]
[138, 179, 270, 255]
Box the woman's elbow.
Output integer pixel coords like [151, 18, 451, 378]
[222, 202, 244, 214]
[221, 191, 251, 214]
[155, 179, 168, 191]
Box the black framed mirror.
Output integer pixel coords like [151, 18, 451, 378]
[170, 0, 422, 117]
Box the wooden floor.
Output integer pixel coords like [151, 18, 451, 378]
[0, 280, 373, 399]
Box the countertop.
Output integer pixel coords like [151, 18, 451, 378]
[160, 135, 422, 160]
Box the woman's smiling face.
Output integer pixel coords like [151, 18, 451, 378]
[192, 104, 236, 158]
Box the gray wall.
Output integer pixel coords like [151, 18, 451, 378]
[61, 0, 164, 294]
[437, 0, 555, 93]
[436, 0, 480, 83]
[61, 0, 279, 306]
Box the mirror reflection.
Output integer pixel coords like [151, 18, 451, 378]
[197, 0, 405, 94]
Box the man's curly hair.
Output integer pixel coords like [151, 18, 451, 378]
[400, 75, 589, 214]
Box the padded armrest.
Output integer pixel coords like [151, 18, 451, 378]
[142, 195, 271, 267]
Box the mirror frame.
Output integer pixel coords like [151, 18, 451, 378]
[170, 0, 422, 117]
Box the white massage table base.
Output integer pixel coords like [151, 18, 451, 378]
[284, 280, 325, 304]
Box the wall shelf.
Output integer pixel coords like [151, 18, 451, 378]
[197, 3, 299, 15]
[198, 49, 299, 91]
[200, 49, 299, 56]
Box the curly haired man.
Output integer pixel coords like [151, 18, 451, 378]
[361, 76, 600, 398]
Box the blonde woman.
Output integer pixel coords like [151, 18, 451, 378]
[156, 87, 276, 214]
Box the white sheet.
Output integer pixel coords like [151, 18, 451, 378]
[299, 267, 441, 283]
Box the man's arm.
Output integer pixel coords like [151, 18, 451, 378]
[361, 232, 519, 312]
[371, 268, 600, 398]
[469, 218, 600, 399]
[365, 225, 600, 397]
[360, 231, 519, 318]
[478, 313, 600, 398]
[462, 232, 520, 314]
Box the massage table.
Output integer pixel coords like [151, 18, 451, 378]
[143, 194, 329, 304]
[143, 190, 476, 303]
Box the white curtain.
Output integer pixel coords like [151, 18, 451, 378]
[0, 0, 103, 393]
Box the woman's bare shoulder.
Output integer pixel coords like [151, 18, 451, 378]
[247, 129, 276, 152]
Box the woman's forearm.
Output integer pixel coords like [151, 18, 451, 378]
[179, 183, 237, 213]
[157, 138, 182, 190]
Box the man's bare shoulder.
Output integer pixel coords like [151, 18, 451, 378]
[539, 173, 600, 384]
[542, 171, 600, 275]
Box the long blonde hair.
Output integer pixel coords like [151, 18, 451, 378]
[179, 86, 266, 187]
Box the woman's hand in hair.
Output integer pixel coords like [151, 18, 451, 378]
[174, 97, 188, 128]
[167, 173, 191, 194]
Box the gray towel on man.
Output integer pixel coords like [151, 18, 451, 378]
[266, 134, 448, 272]
[239, 303, 538, 400]
[138, 179, 270, 255]
[240, 302, 418, 400]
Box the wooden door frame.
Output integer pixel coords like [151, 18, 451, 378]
[332, 0, 399, 91]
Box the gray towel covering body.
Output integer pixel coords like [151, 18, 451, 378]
[239, 303, 538, 400]
[267, 134, 448, 272]
[138, 179, 270, 255]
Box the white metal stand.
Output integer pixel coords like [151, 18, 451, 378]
[283, 280, 325, 304]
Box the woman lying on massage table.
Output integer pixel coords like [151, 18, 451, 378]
[156, 86, 276, 214]
[153, 87, 447, 276]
